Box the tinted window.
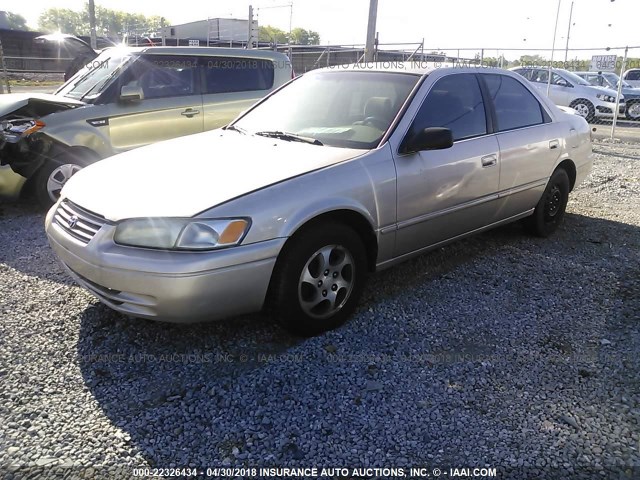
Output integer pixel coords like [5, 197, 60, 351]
[204, 57, 275, 94]
[411, 73, 487, 141]
[626, 70, 640, 81]
[484, 74, 544, 131]
[124, 55, 197, 99]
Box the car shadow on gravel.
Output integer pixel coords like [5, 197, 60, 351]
[73, 212, 639, 469]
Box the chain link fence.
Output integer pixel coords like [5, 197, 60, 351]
[277, 43, 640, 142]
[1, 38, 640, 141]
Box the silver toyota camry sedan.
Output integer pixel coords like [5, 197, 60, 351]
[45, 63, 592, 336]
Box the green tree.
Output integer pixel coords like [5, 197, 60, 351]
[38, 8, 84, 34]
[289, 27, 320, 45]
[38, 4, 170, 37]
[259, 25, 288, 44]
[5, 11, 29, 30]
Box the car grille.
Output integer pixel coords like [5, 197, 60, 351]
[53, 200, 106, 244]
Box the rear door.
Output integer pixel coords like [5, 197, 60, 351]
[105, 54, 203, 153]
[200, 56, 278, 131]
[480, 73, 560, 219]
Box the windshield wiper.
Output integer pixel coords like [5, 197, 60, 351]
[254, 130, 323, 146]
[224, 124, 247, 135]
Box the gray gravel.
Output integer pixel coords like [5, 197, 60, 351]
[1, 141, 639, 479]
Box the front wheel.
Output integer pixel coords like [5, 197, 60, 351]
[524, 168, 570, 238]
[34, 157, 87, 209]
[268, 223, 368, 336]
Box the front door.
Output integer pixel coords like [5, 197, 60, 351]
[394, 73, 500, 257]
[106, 55, 203, 153]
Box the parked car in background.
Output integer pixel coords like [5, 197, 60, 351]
[574, 71, 640, 120]
[622, 68, 640, 88]
[0, 47, 292, 207]
[46, 64, 592, 336]
[511, 67, 624, 123]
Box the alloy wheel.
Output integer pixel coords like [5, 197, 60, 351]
[298, 244, 355, 320]
[47, 164, 83, 202]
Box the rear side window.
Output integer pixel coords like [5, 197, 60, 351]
[203, 57, 275, 94]
[412, 73, 487, 141]
[483, 74, 545, 132]
[625, 70, 640, 81]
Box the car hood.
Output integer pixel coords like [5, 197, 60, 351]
[585, 85, 620, 97]
[61, 130, 365, 221]
[0, 93, 85, 118]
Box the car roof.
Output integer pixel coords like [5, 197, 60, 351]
[102, 46, 290, 61]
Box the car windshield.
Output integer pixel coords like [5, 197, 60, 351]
[561, 70, 590, 86]
[55, 49, 133, 101]
[233, 70, 421, 149]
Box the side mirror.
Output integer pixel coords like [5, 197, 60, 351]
[119, 85, 144, 102]
[400, 127, 453, 154]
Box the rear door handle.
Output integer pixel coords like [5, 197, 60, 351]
[181, 108, 200, 118]
[481, 154, 497, 167]
[549, 139, 560, 150]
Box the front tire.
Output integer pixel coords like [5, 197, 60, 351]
[524, 168, 570, 238]
[268, 223, 368, 336]
[34, 156, 89, 209]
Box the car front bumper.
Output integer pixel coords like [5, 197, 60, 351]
[45, 203, 285, 323]
[594, 99, 625, 117]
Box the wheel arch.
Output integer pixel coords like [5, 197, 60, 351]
[279, 209, 379, 273]
[555, 159, 577, 191]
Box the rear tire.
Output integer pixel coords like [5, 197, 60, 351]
[524, 168, 570, 238]
[268, 223, 368, 336]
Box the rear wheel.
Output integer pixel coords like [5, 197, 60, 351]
[268, 223, 368, 336]
[524, 168, 570, 238]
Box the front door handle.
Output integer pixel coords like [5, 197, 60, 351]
[481, 154, 497, 167]
[549, 139, 560, 150]
[181, 108, 200, 118]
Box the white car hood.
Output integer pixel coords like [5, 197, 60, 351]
[62, 130, 364, 221]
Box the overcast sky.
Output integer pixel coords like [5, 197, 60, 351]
[8, 0, 640, 59]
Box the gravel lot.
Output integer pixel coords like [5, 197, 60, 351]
[0, 140, 638, 480]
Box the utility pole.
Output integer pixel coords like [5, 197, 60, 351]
[88, 0, 97, 50]
[564, 0, 574, 64]
[364, 0, 378, 62]
[247, 5, 255, 49]
[547, 0, 562, 97]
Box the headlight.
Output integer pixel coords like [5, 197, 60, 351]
[114, 218, 250, 250]
[0, 119, 45, 143]
[596, 93, 617, 103]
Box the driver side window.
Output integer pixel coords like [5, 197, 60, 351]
[410, 73, 487, 142]
[124, 55, 197, 99]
